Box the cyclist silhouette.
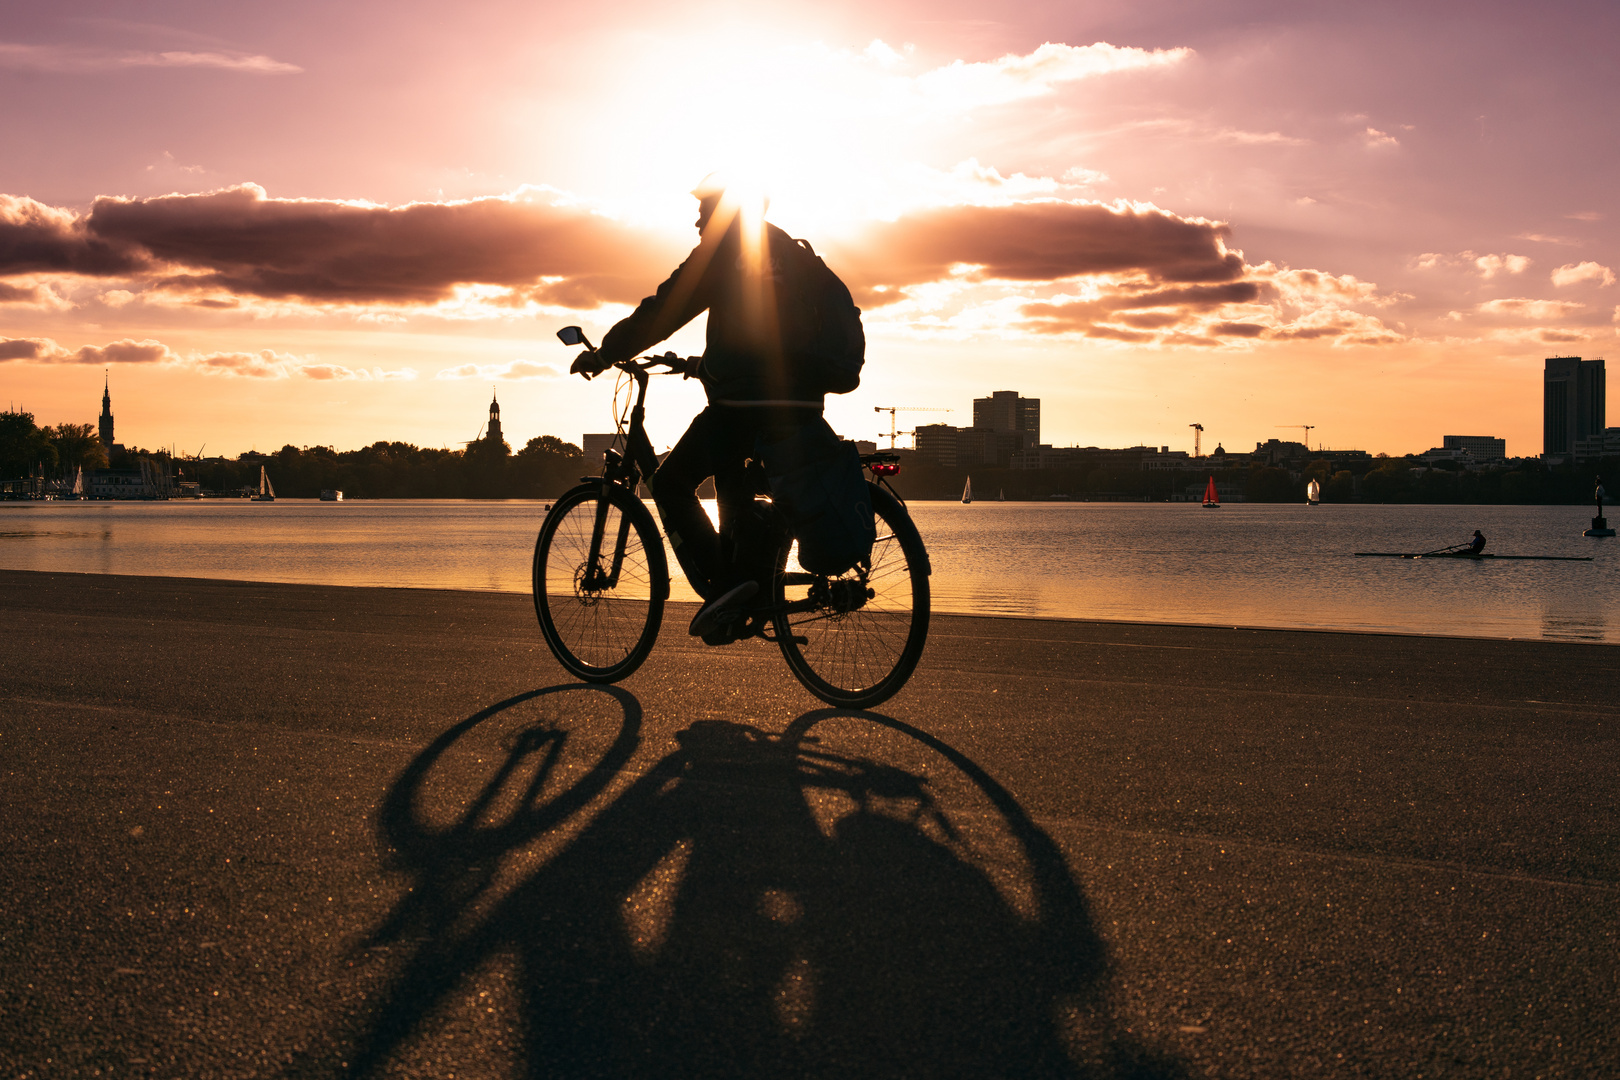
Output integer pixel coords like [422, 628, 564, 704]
[571, 174, 848, 644]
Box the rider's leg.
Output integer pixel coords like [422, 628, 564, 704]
[650, 407, 752, 601]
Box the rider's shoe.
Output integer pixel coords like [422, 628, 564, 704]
[690, 580, 759, 643]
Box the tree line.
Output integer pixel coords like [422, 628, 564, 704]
[888, 454, 1614, 505]
[1, 409, 588, 499]
[0, 411, 108, 479]
[6, 405, 1612, 503]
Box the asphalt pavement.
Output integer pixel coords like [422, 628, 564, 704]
[2, 568, 1617, 1079]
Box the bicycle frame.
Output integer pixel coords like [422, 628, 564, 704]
[570, 348, 916, 618]
[582, 361, 666, 593]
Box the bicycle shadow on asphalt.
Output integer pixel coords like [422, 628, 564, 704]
[334, 688, 1188, 1079]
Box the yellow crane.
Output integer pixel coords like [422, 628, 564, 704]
[874, 406, 952, 450]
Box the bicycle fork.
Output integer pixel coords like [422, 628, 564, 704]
[582, 491, 635, 592]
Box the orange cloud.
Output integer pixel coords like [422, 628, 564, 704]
[0, 336, 178, 365]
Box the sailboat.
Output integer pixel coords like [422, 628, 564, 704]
[251, 465, 276, 502]
[998, 488, 1005, 502]
[1307, 479, 1321, 505]
[962, 477, 973, 504]
[1202, 476, 1220, 508]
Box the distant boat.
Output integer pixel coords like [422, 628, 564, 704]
[320, 489, 343, 502]
[962, 477, 973, 504]
[251, 466, 276, 502]
[998, 488, 1005, 502]
[1202, 476, 1219, 508]
[1307, 479, 1321, 505]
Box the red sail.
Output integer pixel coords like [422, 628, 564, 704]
[1203, 476, 1219, 505]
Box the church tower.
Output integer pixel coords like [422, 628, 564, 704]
[99, 370, 114, 449]
[486, 388, 503, 445]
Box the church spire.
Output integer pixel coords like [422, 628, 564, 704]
[486, 386, 503, 444]
[99, 368, 115, 449]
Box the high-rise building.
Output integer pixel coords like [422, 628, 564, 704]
[99, 371, 114, 449]
[913, 423, 959, 467]
[1544, 357, 1605, 457]
[972, 391, 1040, 445]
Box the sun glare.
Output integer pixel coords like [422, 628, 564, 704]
[545, 31, 982, 237]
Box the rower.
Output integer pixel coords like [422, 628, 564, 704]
[1469, 530, 1486, 555]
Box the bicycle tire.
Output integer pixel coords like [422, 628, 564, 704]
[773, 482, 930, 708]
[533, 483, 668, 682]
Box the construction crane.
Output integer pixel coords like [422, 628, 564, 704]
[1189, 423, 1204, 457]
[874, 406, 952, 450]
[1276, 424, 1315, 450]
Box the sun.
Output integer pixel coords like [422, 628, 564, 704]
[533, 28, 936, 239]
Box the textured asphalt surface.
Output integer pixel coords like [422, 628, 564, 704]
[2, 567, 1617, 1079]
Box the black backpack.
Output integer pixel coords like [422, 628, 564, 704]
[780, 238, 865, 395]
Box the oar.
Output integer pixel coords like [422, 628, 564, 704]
[1418, 542, 1469, 556]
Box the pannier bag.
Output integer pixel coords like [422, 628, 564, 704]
[757, 420, 876, 576]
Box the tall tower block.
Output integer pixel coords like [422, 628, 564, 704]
[1544, 357, 1605, 457]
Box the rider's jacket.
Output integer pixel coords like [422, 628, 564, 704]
[597, 217, 823, 408]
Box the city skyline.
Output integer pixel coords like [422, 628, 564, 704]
[2, 1, 1617, 457]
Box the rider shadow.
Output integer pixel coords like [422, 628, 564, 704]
[341, 693, 1187, 1079]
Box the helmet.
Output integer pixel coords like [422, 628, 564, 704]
[690, 171, 769, 213]
[690, 172, 729, 200]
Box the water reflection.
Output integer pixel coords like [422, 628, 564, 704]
[1541, 607, 1608, 642]
[2, 499, 1614, 644]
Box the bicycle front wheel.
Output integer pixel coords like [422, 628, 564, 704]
[533, 484, 668, 682]
[773, 482, 930, 708]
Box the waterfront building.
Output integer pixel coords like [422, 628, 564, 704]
[581, 433, 620, 465]
[1543, 356, 1605, 458]
[1574, 426, 1620, 461]
[1443, 434, 1506, 461]
[913, 423, 959, 467]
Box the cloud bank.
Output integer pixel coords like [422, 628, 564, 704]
[0, 182, 1409, 348]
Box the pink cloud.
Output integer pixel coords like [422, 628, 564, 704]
[83, 184, 682, 306]
[0, 194, 151, 276]
[839, 200, 1245, 303]
[434, 360, 562, 381]
[1550, 261, 1616, 287]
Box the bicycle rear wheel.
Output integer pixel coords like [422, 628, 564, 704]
[533, 484, 668, 682]
[773, 482, 930, 708]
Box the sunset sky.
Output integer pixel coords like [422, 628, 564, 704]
[2, 0, 1616, 459]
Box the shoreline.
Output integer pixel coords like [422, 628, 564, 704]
[6, 565, 1614, 650]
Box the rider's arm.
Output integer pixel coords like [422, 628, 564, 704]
[593, 242, 720, 368]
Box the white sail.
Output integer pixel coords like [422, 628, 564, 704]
[962, 477, 973, 504]
[1307, 479, 1321, 502]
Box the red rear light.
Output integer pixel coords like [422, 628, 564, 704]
[870, 463, 901, 476]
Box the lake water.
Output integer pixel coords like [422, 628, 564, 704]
[3, 499, 1615, 643]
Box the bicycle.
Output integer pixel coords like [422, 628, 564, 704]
[531, 326, 931, 708]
